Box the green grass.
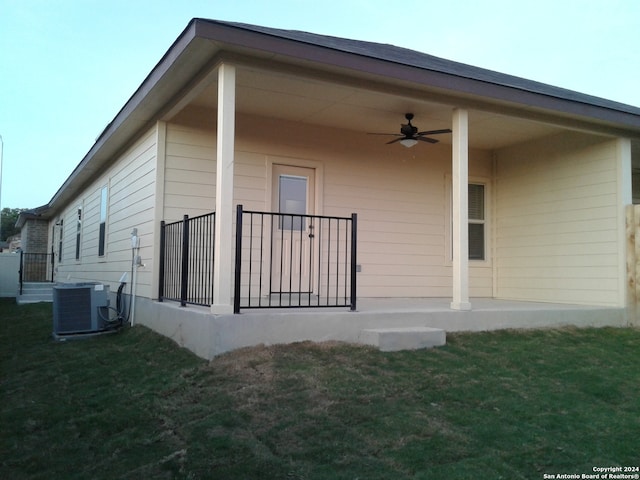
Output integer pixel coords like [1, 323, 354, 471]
[1, 299, 639, 479]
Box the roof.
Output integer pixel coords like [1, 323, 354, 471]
[36, 18, 640, 218]
[16, 207, 49, 229]
[210, 19, 640, 116]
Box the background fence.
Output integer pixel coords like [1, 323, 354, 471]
[19, 252, 54, 294]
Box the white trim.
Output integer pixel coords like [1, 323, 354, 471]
[451, 108, 471, 310]
[616, 138, 632, 308]
[266, 155, 324, 218]
[98, 184, 109, 261]
[212, 63, 236, 314]
[444, 175, 492, 268]
[75, 203, 83, 263]
[151, 121, 167, 297]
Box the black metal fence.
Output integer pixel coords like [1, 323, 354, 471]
[159, 212, 216, 307]
[19, 251, 54, 293]
[234, 205, 357, 313]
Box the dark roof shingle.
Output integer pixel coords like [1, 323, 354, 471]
[206, 19, 640, 115]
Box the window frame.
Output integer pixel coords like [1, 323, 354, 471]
[445, 175, 491, 265]
[57, 219, 64, 263]
[98, 186, 108, 257]
[75, 206, 82, 261]
[278, 174, 308, 231]
[468, 183, 486, 261]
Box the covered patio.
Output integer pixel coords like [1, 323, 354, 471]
[34, 20, 640, 360]
[156, 20, 634, 318]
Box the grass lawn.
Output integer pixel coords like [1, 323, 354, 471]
[1, 299, 639, 479]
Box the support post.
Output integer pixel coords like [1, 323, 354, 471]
[233, 205, 243, 314]
[158, 220, 166, 302]
[180, 215, 189, 307]
[350, 213, 357, 311]
[212, 63, 236, 314]
[451, 108, 471, 311]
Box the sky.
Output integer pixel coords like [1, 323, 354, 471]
[1, 0, 639, 210]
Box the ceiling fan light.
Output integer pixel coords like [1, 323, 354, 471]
[400, 138, 418, 148]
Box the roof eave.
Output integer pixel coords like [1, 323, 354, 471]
[193, 19, 640, 131]
[46, 19, 218, 213]
[44, 19, 640, 214]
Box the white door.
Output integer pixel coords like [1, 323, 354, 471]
[271, 165, 316, 294]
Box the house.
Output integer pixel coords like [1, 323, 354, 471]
[7, 235, 21, 252]
[23, 19, 640, 358]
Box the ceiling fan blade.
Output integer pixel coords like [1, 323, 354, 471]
[417, 128, 452, 136]
[367, 132, 402, 136]
[386, 137, 404, 144]
[416, 136, 439, 144]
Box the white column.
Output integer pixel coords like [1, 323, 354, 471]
[616, 138, 632, 310]
[451, 108, 471, 311]
[211, 63, 236, 314]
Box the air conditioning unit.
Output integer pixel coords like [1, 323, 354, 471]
[53, 283, 110, 336]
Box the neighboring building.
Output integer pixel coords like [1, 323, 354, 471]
[7, 235, 21, 252]
[23, 19, 640, 357]
[16, 210, 48, 255]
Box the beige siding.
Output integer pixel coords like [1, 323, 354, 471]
[233, 114, 493, 298]
[495, 133, 622, 306]
[55, 126, 158, 297]
[164, 121, 216, 222]
[163, 111, 496, 299]
[54, 107, 627, 306]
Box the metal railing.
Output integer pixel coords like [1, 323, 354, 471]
[159, 212, 216, 307]
[234, 205, 357, 313]
[19, 251, 54, 294]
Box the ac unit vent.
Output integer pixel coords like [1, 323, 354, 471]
[53, 283, 110, 335]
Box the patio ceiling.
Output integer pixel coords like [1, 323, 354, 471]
[188, 65, 571, 151]
[39, 18, 640, 219]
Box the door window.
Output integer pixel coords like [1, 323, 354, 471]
[279, 174, 307, 230]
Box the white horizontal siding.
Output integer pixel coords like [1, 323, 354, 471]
[164, 123, 216, 222]
[60, 111, 623, 305]
[229, 114, 493, 298]
[234, 152, 268, 210]
[495, 133, 622, 306]
[55, 126, 158, 297]
[161, 113, 624, 304]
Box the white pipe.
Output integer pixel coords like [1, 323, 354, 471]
[131, 261, 138, 326]
[130, 229, 140, 326]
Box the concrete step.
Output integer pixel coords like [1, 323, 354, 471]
[360, 327, 446, 352]
[17, 283, 54, 304]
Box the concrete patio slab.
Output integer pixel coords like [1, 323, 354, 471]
[135, 297, 631, 359]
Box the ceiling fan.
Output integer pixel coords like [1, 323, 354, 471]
[368, 113, 452, 147]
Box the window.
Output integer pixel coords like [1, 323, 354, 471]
[278, 174, 307, 230]
[447, 178, 489, 263]
[58, 219, 63, 262]
[468, 183, 485, 260]
[75, 207, 82, 260]
[98, 186, 108, 256]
